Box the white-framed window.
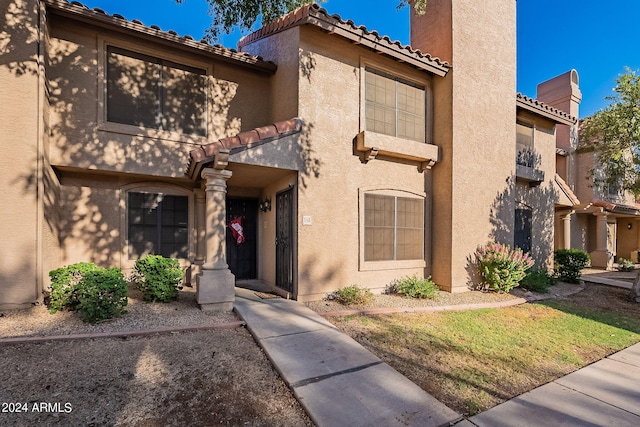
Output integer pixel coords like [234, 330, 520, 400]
[105, 45, 207, 137]
[365, 68, 426, 143]
[363, 192, 424, 262]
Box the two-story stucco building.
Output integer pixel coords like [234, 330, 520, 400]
[1, 0, 577, 310]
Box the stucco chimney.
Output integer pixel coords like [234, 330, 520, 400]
[410, 0, 518, 292]
[537, 70, 581, 190]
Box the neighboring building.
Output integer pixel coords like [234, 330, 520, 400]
[539, 70, 640, 269]
[0, 0, 575, 310]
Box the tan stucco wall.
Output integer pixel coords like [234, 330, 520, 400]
[515, 112, 559, 268]
[293, 28, 433, 300]
[0, 0, 46, 307]
[243, 26, 438, 300]
[412, 0, 517, 291]
[55, 170, 196, 273]
[46, 15, 272, 179]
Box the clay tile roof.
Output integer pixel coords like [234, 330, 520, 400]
[185, 118, 303, 180]
[554, 174, 580, 206]
[238, 3, 450, 77]
[590, 199, 640, 215]
[44, 0, 277, 74]
[516, 93, 576, 126]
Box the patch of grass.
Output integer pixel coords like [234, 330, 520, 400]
[330, 286, 640, 416]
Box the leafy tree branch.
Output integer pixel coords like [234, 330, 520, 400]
[178, 0, 428, 41]
[580, 68, 640, 197]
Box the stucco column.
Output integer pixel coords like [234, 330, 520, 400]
[561, 212, 573, 250]
[201, 168, 232, 270]
[196, 160, 235, 311]
[590, 211, 613, 269]
[194, 188, 206, 265]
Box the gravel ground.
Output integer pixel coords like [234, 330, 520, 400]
[0, 286, 313, 426]
[0, 285, 236, 339]
[305, 288, 522, 314]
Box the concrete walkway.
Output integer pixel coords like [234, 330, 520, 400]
[235, 287, 640, 427]
[582, 274, 633, 289]
[466, 342, 640, 426]
[234, 288, 462, 427]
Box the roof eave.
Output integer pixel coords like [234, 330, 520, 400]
[45, 0, 277, 74]
[516, 97, 576, 126]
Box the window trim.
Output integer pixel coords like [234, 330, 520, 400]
[358, 187, 427, 271]
[359, 59, 433, 145]
[119, 183, 195, 269]
[98, 36, 214, 144]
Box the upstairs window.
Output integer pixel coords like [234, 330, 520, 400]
[364, 194, 424, 261]
[128, 192, 189, 259]
[365, 69, 425, 143]
[107, 47, 207, 136]
[516, 122, 534, 167]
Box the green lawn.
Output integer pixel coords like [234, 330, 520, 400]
[331, 285, 640, 415]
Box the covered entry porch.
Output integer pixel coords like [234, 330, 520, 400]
[185, 118, 304, 310]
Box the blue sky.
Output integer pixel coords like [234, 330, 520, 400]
[81, 0, 639, 118]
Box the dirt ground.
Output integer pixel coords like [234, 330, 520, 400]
[0, 285, 313, 426]
[0, 328, 313, 426]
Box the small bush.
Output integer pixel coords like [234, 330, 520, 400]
[48, 262, 102, 313]
[47, 262, 128, 323]
[75, 268, 128, 323]
[554, 249, 590, 283]
[333, 285, 374, 306]
[133, 255, 183, 302]
[616, 258, 635, 272]
[475, 243, 534, 293]
[392, 275, 438, 299]
[519, 268, 557, 293]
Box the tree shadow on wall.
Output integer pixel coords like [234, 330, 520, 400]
[465, 177, 559, 289]
[3, 0, 322, 273]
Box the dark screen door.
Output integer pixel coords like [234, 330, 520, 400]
[276, 188, 294, 292]
[515, 208, 532, 254]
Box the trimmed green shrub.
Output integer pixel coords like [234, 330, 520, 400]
[393, 275, 438, 299]
[75, 268, 128, 323]
[554, 249, 590, 284]
[475, 243, 534, 293]
[519, 268, 557, 293]
[132, 255, 183, 302]
[48, 262, 101, 313]
[47, 262, 128, 323]
[333, 285, 374, 306]
[616, 258, 635, 272]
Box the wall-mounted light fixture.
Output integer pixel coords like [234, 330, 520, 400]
[259, 198, 271, 212]
[628, 223, 633, 230]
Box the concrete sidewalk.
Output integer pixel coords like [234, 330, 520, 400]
[235, 287, 640, 427]
[234, 288, 462, 427]
[465, 342, 640, 427]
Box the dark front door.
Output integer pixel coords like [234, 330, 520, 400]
[276, 188, 294, 292]
[226, 198, 258, 280]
